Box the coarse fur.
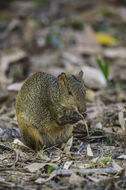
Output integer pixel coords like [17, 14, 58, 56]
[16, 71, 86, 151]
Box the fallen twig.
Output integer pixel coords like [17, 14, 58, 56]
[35, 167, 121, 184]
[0, 167, 29, 173]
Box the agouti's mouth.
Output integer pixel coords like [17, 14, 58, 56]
[77, 107, 87, 118]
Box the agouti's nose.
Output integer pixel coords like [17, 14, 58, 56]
[82, 112, 88, 119]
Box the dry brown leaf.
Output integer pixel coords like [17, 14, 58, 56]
[13, 138, 27, 147]
[63, 161, 73, 169]
[118, 155, 126, 159]
[73, 45, 101, 55]
[91, 157, 99, 163]
[76, 25, 99, 46]
[88, 174, 119, 184]
[104, 48, 126, 59]
[86, 89, 96, 102]
[69, 173, 83, 185]
[112, 161, 123, 172]
[96, 33, 117, 45]
[12, 139, 32, 152]
[0, 48, 27, 84]
[51, 156, 61, 163]
[75, 163, 91, 169]
[82, 66, 106, 89]
[62, 52, 83, 66]
[38, 152, 51, 162]
[118, 107, 126, 132]
[7, 82, 24, 92]
[118, 7, 126, 22]
[95, 122, 103, 129]
[64, 136, 73, 154]
[24, 162, 46, 173]
[87, 144, 94, 157]
[35, 177, 46, 184]
[87, 175, 101, 183]
[74, 25, 101, 55]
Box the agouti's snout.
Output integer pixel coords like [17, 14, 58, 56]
[77, 105, 86, 114]
[82, 112, 88, 119]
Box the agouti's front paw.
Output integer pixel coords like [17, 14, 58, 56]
[72, 112, 82, 122]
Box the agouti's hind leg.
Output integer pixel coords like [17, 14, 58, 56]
[18, 119, 42, 151]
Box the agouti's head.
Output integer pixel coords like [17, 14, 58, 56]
[58, 71, 86, 113]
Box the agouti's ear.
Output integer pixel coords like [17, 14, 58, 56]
[58, 73, 67, 85]
[78, 70, 83, 79]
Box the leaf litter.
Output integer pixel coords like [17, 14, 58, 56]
[0, 0, 126, 190]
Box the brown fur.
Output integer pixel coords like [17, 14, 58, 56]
[18, 114, 73, 150]
[16, 72, 86, 151]
[18, 117, 42, 150]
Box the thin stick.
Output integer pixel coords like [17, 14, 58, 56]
[74, 107, 89, 135]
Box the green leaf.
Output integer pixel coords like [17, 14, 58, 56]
[97, 156, 112, 168]
[98, 156, 112, 164]
[2, 125, 7, 130]
[47, 165, 61, 174]
[96, 56, 110, 84]
[104, 60, 109, 82]
[0, 15, 4, 22]
[96, 57, 105, 73]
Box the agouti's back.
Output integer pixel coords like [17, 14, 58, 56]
[16, 72, 58, 125]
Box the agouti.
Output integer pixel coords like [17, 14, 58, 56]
[16, 71, 86, 151]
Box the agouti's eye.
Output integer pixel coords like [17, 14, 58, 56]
[68, 90, 72, 96]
